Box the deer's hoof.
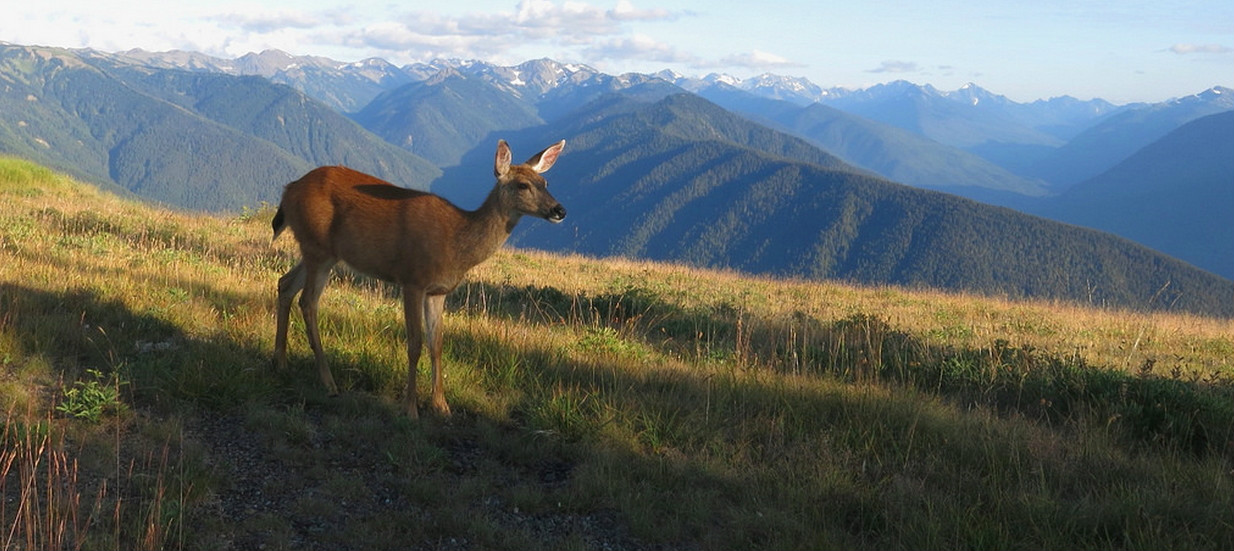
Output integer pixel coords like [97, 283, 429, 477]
[431, 399, 452, 418]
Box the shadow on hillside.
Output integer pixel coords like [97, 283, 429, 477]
[5, 274, 1234, 549]
[447, 278, 724, 359]
[0, 280, 880, 548]
[433, 308, 1234, 548]
[6, 257, 1226, 462]
[443, 279, 1234, 459]
[0, 280, 300, 410]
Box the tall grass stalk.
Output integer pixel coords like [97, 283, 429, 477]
[3, 406, 95, 550]
[1, 403, 185, 551]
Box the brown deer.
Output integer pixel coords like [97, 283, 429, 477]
[272, 139, 566, 418]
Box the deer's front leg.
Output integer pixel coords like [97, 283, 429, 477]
[423, 293, 450, 416]
[300, 261, 338, 395]
[403, 289, 426, 419]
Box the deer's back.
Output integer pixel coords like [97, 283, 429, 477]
[280, 166, 467, 283]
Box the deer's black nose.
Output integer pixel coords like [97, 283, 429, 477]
[548, 204, 567, 222]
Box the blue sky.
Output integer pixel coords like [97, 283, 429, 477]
[3, 0, 1230, 103]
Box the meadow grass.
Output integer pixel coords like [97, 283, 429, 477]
[2, 156, 1233, 549]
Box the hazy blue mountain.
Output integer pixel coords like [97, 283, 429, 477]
[112, 48, 241, 72]
[441, 58, 683, 121]
[429, 92, 860, 208]
[0, 44, 438, 211]
[351, 69, 545, 167]
[269, 58, 415, 113]
[666, 72, 1124, 145]
[1033, 111, 1234, 279]
[107, 48, 1131, 154]
[106, 48, 1144, 187]
[661, 70, 835, 106]
[350, 59, 686, 169]
[694, 84, 1051, 204]
[816, 81, 1065, 149]
[5, 42, 1230, 315]
[435, 93, 1234, 316]
[533, 71, 683, 122]
[457, 58, 603, 99]
[963, 95, 1126, 177]
[738, 73, 829, 106]
[1018, 94, 1127, 141]
[112, 48, 418, 112]
[1021, 87, 1234, 189]
[0, 45, 301, 208]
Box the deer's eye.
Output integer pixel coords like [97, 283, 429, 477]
[517, 182, 532, 191]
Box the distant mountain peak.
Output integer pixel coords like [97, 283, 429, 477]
[230, 48, 342, 77]
[652, 69, 686, 84]
[424, 67, 464, 85]
[444, 58, 603, 99]
[1167, 86, 1234, 109]
[349, 57, 395, 69]
[1196, 86, 1232, 101]
[945, 82, 1014, 107]
[705, 73, 742, 87]
[735, 73, 825, 106]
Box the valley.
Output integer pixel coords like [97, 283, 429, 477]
[1, 42, 1230, 311]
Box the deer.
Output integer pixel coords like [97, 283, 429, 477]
[272, 139, 566, 418]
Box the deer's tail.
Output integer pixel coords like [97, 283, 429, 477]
[271, 205, 287, 242]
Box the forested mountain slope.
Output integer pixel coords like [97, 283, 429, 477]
[0, 44, 438, 210]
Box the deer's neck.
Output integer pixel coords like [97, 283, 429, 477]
[456, 187, 519, 268]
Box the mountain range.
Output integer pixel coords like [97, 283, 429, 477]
[1016, 88, 1234, 189]
[0, 42, 1230, 314]
[0, 44, 438, 209]
[98, 47, 1231, 198]
[1031, 110, 1234, 282]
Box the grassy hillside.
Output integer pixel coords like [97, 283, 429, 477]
[2, 157, 1234, 550]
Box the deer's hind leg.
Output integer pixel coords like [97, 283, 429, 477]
[274, 261, 306, 370]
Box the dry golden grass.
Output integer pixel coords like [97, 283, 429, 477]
[3, 156, 1234, 550]
[470, 248, 1234, 377]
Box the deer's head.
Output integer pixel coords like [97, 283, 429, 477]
[494, 139, 567, 223]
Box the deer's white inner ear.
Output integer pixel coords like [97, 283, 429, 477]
[529, 140, 565, 173]
[495, 140, 513, 177]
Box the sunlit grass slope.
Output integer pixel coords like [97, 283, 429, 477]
[2, 156, 1233, 550]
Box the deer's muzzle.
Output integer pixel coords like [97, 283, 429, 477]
[546, 204, 567, 223]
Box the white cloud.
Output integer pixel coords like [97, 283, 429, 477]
[442, 0, 679, 41]
[585, 34, 697, 64]
[210, 10, 327, 33]
[867, 60, 920, 73]
[718, 50, 803, 70]
[609, 0, 680, 22]
[1169, 43, 1233, 54]
[340, 1, 690, 64]
[346, 21, 508, 60]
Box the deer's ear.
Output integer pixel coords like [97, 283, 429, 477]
[526, 140, 565, 174]
[494, 140, 513, 177]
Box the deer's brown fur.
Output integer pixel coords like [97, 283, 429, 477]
[272, 140, 566, 418]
